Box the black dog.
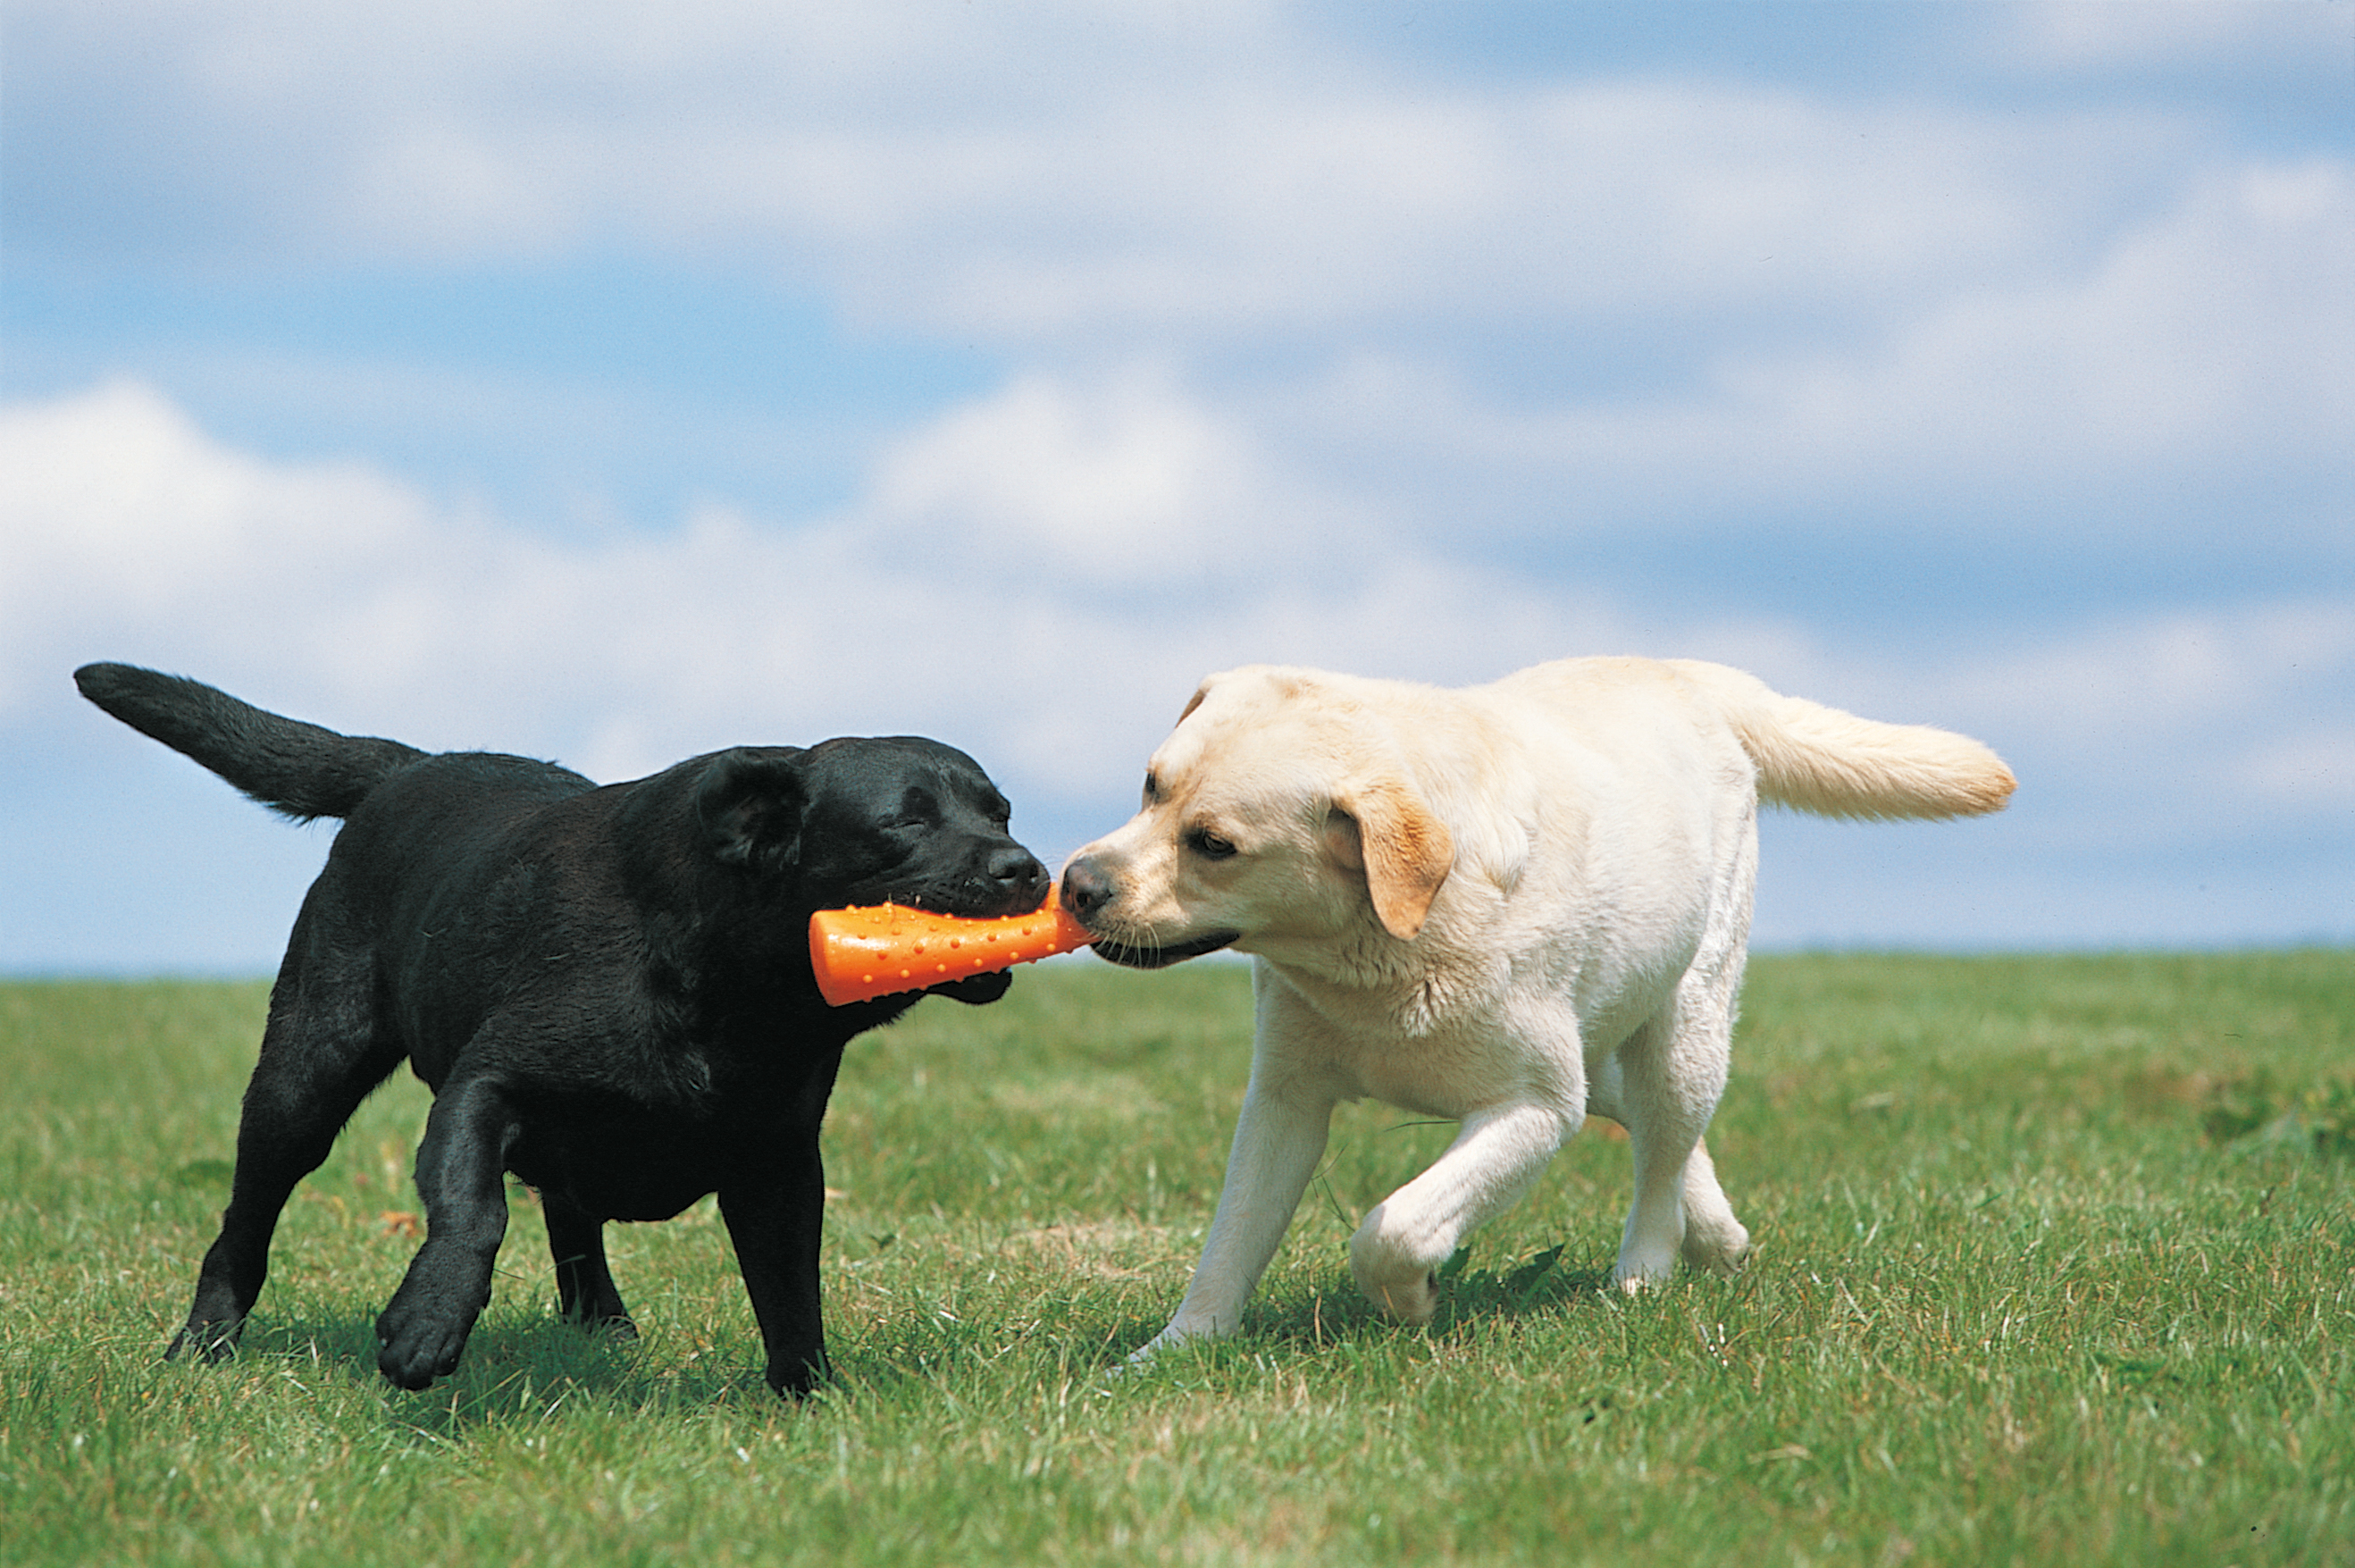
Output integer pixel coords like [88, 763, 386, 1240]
[77, 663, 1047, 1396]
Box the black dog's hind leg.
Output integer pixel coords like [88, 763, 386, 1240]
[375, 1075, 522, 1390]
[169, 964, 400, 1363]
[544, 1190, 636, 1337]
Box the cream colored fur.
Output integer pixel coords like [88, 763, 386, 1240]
[1060, 657, 2015, 1358]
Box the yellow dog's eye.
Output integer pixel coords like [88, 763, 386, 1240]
[1186, 827, 1238, 861]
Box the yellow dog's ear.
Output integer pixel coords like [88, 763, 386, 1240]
[1328, 780, 1454, 940]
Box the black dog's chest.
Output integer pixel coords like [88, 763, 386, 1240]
[511, 1148, 722, 1224]
[489, 1036, 824, 1219]
[503, 1099, 753, 1221]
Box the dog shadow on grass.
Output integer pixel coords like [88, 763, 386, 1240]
[1303, 1244, 1618, 1346]
[177, 1245, 1630, 1416]
[1094, 1243, 1627, 1372]
[176, 1304, 775, 1427]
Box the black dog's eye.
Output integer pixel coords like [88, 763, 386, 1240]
[1186, 826, 1238, 861]
[890, 786, 942, 833]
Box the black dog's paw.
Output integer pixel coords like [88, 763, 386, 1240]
[571, 1310, 640, 1342]
[164, 1320, 243, 1364]
[765, 1348, 833, 1400]
[929, 969, 1014, 1006]
[374, 1299, 476, 1391]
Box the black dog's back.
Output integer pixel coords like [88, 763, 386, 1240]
[75, 663, 427, 823]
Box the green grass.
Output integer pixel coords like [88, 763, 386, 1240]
[2, 953, 2349, 1565]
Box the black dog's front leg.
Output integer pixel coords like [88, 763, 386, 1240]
[376, 1076, 521, 1390]
[719, 1137, 832, 1397]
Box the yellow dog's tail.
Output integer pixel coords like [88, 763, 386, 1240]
[1668, 660, 2016, 821]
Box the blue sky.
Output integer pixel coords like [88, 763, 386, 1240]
[4, 0, 2350, 972]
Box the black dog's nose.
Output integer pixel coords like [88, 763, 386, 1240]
[990, 846, 1050, 906]
[1061, 857, 1115, 922]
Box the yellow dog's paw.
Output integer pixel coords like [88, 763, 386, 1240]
[1350, 1220, 1445, 1325]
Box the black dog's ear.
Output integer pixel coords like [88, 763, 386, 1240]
[696, 750, 809, 873]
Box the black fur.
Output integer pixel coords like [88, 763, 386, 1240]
[76, 662, 1047, 1396]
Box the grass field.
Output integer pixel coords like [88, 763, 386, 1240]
[2, 952, 2349, 1565]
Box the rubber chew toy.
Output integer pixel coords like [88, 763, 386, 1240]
[808, 887, 1094, 1006]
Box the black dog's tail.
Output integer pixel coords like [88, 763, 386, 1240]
[75, 663, 426, 823]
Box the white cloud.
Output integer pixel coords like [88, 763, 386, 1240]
[1985, 598, 2355, 741]
[1234, 150, 2352, 541]
[0, 378, 1450, 800]
[1921, 596, 2355, 855]
[2004, 0, 2353, 74]
[861, 370, 1317, 587]
[597, 81, 2195, 351]
[23, 0, 2340, 566]
[11, 377, 2346, 955]
[7, 3, 2349, 959]
[0, 382, 435, 709]
[2240, 722, 2355, 809]
[10, 1, 2193, 339]
[11, 0, 1311, 265]
[12, 378, 2346, 815]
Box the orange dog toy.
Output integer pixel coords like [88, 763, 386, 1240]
[808, 888, 1094, 1006]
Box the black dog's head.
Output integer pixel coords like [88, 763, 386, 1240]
[685, 737, 1049, 1005]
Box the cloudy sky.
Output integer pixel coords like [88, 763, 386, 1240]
[4, 0, 2350, 973]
